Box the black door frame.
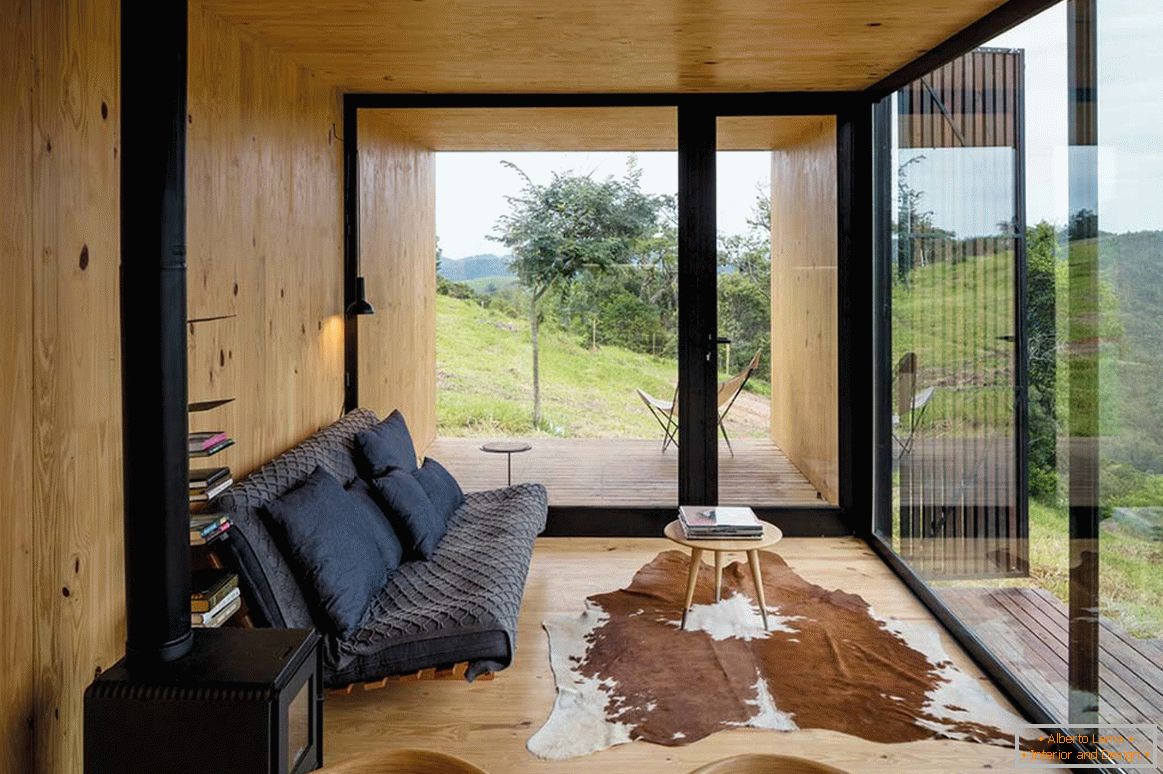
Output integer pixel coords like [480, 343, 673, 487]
[342, 92, 868, 536]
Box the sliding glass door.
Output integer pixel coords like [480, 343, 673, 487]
[873, 0, 1163, 742]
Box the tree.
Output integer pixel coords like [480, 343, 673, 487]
[491, 161, 663, 426]
[717, 189, 772, 377]
[1026, 221, 1059, 503]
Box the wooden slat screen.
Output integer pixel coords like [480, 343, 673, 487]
[894, 47, 1029, 579]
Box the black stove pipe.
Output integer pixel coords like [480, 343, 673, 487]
[119, 0, 192, 663]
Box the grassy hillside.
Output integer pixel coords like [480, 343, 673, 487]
[464, 275, 518, 293]
[436, 294, 768, 439]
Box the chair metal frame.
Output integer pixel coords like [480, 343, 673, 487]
[636, 351, 763, 457]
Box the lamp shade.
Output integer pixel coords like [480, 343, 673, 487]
[346, 275, 375, 316]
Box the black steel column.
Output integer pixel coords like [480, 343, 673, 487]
[871, 97, 895, 539]
[119, 0, 192, 663]
[837, 102, 874, 532]
[1067, 0, 1100, 725]
[343, 98, 360, 412]
[677, 103, 718, 505]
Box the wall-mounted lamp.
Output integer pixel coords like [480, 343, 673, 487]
[346, 275, 375, 316]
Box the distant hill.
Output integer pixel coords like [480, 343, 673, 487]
[438, 253, 514, 282]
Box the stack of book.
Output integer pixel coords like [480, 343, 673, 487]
[190, 466, 232, 503]
[189, 431, 234, 458]
[190, 512, 232, 545]
[191, 568, 241, 628]
[678, 506, 764, 539]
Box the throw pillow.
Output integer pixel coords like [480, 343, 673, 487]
[263, 466, 388, 638]
[355, 409, 418, 477]
[413, 458, 465, 525]
[345, 478, 404, 573]
[373, 469, 447, 559]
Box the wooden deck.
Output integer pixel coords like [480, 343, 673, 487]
[424, 437, 825, 507]
[939, 586, 1163, 730]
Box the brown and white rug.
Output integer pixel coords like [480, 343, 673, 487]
[528, 550, 1029, 760]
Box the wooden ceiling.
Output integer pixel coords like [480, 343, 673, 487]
[358, 109, 832, 151]
[199, 0, 1008, 93]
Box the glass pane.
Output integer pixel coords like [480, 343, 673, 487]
[1096, 0, 1163, 742]
[875, 6, 1073, 722]
[418, 107, 681, 507]
[716, 116, 838, 507]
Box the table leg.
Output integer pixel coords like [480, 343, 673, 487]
[714, 551, 723, 602]
[681, 548, 703, 629]
[747, 550, 769, 631]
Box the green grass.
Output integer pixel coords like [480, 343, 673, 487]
[463, 275, 518, 293]
[1026, 502, 1163, 638]
[891, 250, 1163, 638]
[437, 293, 769, 439]
[437, 294, 680, 438]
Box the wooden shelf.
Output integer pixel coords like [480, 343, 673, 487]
[187, 313, 236, 324]
[189, 398, 235, 413]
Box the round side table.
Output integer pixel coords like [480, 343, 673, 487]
[479, 441, 532, 486]
[664, 519, 783, 630]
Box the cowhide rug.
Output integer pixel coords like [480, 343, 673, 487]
[528, 550, 1030, 760]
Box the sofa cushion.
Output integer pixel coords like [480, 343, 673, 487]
[413, 458, 465, 524]
[215, 409, 379, 628]
[264, 466, 390, 638]
[325, 483, 549, 685]
[374, 469, 447, 559]
[355, 410, 418, 476]
[345, 478, 405, 573]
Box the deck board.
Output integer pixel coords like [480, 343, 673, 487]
[939, 586, 1163, 728]
[425, 437, 825, 507]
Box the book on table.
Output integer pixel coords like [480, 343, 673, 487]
[190, 568, 239, 613]
[678, 505, 763, 539]
[191, 587, 241, 627]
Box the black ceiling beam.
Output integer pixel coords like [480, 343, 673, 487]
[866, 0, 1060, 100]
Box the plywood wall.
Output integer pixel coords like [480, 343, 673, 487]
[356, 112, 438, 449]
[0, 0, 125, 771]
[186, 3, 346, 478]
[1, 1, 38, 771]
[770, 118, 840, 504]
[1, 3, 347, 771]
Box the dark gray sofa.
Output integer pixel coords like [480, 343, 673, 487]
[215, 409, 548, 685]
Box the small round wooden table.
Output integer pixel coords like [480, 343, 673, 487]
[479, 441, 532, 486]
[664, 519, 783, 631]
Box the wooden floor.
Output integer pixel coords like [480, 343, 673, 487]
[940, 586, 1163, 729]
[325, 537, 1046, 773]
[425, 438, 825, 506]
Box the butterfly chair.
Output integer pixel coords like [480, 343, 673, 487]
[892, 351, 934, 460]
[636, 351, 763, 457]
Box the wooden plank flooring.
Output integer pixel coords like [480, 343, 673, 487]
[425, 438, 825, 506]
[940, 586, 1163, 729]
[324, 537, 1048, 773]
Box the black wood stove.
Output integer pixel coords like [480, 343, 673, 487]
[85, 628, 323, 774]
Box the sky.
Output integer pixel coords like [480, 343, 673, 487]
[902, 0, 1163, 237]
[436, 0, 1163, 259]
[436, 151, 770, 259]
